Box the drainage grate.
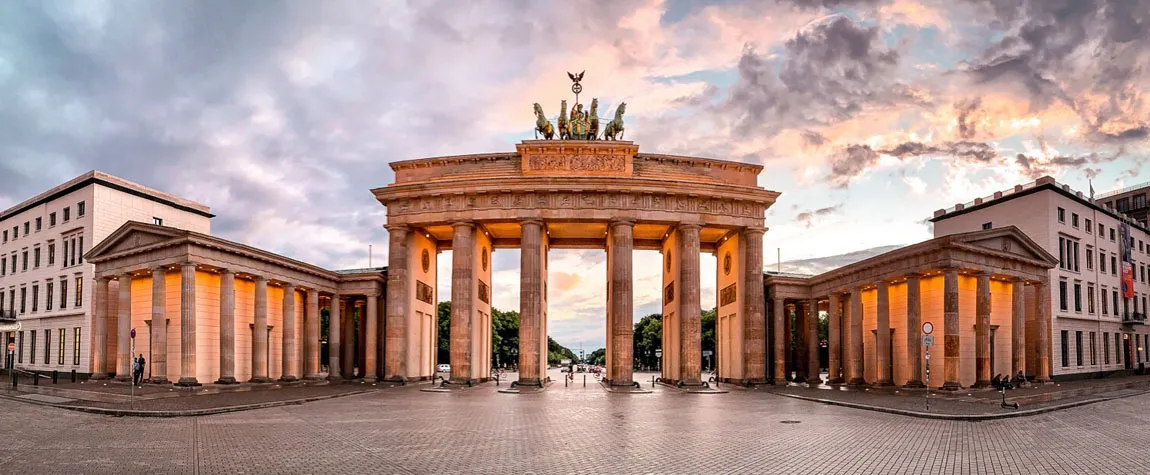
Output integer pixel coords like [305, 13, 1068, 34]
[779, 420, 801, 424]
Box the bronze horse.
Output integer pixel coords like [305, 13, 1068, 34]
[587, 98, 600, 140]
[533, 103, 555, 140]
[604, 102, 626, 141]
[558, 100, 570, 140]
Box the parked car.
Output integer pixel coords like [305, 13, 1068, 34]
[437, 364, 451, 373]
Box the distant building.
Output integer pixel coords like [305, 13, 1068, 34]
[1098, 182, 1150, 228]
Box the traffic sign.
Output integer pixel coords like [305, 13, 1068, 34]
[922, 335, 934, 347]
[702, 350, 713, 357]
[922, 321, 934, 335]
[130, 328, 136, 339]
[6, 342, 13, 353]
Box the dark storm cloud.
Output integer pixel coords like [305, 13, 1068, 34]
[727, 15, 904, 137]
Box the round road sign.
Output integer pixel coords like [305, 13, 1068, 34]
[6, 342, 14, 353]
[922, 321, 934, 335]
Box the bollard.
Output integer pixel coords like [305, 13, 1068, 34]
[583, 374, 586, 387]
[33, 371, 39, 386]
[652, 375, 655, 387]
[52, 370, 58, 384]
[565, 372, 568, 387]
[11, 371, 16, 390]
[71, 370, 76, 383]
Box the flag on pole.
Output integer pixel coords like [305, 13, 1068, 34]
[1089, 180, 1095, 200]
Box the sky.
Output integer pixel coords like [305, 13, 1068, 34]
[2, 0, 1149, 351]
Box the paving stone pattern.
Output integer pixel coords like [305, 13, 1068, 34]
[3, 372, 1150, 474]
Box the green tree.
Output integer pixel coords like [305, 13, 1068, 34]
[490, 308, 520, 368]
[633, 313, 662, 370]
[701, 307, 716, 370]
[437, 301, 451, 364]
[547, 336, 578, 366]
[588, 348, 606, 366]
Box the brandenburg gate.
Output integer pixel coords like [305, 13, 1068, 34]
[372, 140, 779, 387]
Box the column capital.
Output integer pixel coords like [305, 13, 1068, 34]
[743, 226, 766, 237]
[282, 283, 296, 291]
[676, 222, 702, 231]
[904, 272, 922, 279]
[152, 265, 169, 273]
[253, 275, 267, 283]
[608, 218, 635, 229]
[384, 223, 410, 233]
[974, 271, 992, 277]
[451, 220, 475, 229]
[219, 268, 234, 276]
[181, 262, 198, 268]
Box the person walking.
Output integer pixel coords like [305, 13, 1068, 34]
[133, 354, 146, 386]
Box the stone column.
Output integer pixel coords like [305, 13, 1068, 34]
[216, 269, 237, 384]
[942, 269, 961, 390]
[1035, 281, 1050, 382]
[847, 287, 864, 385]
[679, 223, 702, 386]
[827, 293, 842, 384]
[150, 266, 169, 384]
[251, 276, 271, 383]
[90, 277, 110, 379]
[518, 220, 544, 386]
[904, 273, 924, 388]
[1011, 279, 1026, 378]
[806, 298, 821, 384]
[772, 297, 786, 383]
[279, 284, 297, 382]
[115, 273, 132, 381]
[384, 224, 409, 382]
[875, 280, 892, 386]
[176, 263, 199, 386]
[356, 300, 366, 378]
[341, 298, 355, 379]
[364, 295, 379, 383]
[329, 293, 342, 381]
[742, 226, 766, 384]
[305, 288, 321, 379]
[793, 301, 808, 383]
[974, 272, 992, 388]
[609, 220, 634, 386]
[450, 221, 475, 384]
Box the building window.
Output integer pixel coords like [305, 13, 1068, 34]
[78, 236, 83, 264]
[70, 238, 76, 267]
[60, 278, 68, 309]
[1111, 229, 1116, 241]
[29, 331, 35, 364]
[47, 243, 54, 266]
[1072, 213, 1079, 227]
[1058, 237, 1065, 269]
[71, 326, 81, 365]
[1090, 332, 1097, 365]
[1061, 330, 1069, 367]
[1087, 248, 1094, 270]
[982, 222, 992, 230]
[35, 217, 41, 232]
[30, 284, 38, 312]
[1074, 282, 1082, 312]
[49, 212, 55, 227]
[63, 207, 70, 222]
[1118, 197, 1130, 212]
[1, 256, 5, 276]
[1135, 194, 1147, 209]
[1112, 255, 1118, 275]
[58, 328, 65, 365]
[43, 329, 50, 364]
[21, 251, 27, 271]
[1101, 253, 1108, 273]
[1088, 284, 1095, 314]
[33, 247, 40, 269]
[1086, 218, 1092, 233]
[23, 222, 29, 235]
[17, 331, 23, 363]
[153, 217, 163, 226]
[1073, 242, 1080, 271]
[1102, 287, 1109, 315]
[1057, 207, 1065, 222]
[11, 226, 16, 239]
[1076, 331, 1083, 366]
[1114, 290, 1120, 318]
[1105, 333, 1111, 365]
[46, 282, 53, 311]
[1117, 334, 1123, 365]
[1059, 280, 1068, 311]
[19, 287, 26, 314]
[77, 201, 85, 217]
[2, 230, 5, 242]
[74, 276, 83, 308]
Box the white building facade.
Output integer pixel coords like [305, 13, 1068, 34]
[0, 171, 211, 375]
[933, 176, 1150, 379]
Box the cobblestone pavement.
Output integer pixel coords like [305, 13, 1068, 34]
[3, 370, 1150, 474]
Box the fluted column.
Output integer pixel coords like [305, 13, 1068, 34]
[150, 266, 169, 384]
[518, 220, 544, 386]
[384, 224, 409, 382]
[329, 293, 342, 381]
[827, 293, 842, 384]
[974, 272, 992, 388]
[772, 297, 786, 383]
[176, 263, 199, 386]
[216, 270, 237, 384]
[341, 298, 355, 379]
[742, 226, 766, 384]
[679, 223, 702, 386]
[115, 273, 133, 381]
[251, 276, 271, 383]
[364, 294, 378, 382]
[280, 284, 297, 382]
[806, 299, 821, 384]
[942, 269, 961, 390]
[1035, 281, 1050, 382]
[449, 221, 476, 384]
[875, 280, 892, 386]
[90, 277, 110, 379]
[1011, 279, 1026, 378]
[609, 220, 634, 386]
[847, 287, 864, 385]
[305, 288, 321, 379]
[904, 273, 924, 388]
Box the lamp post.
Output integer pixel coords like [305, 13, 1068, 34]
[655, 349, 662, 375]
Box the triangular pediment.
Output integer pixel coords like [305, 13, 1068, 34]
[950, 226, 1058, 265]
[85, 221, 190, 261]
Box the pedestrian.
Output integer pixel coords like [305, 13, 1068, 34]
[133, 354, 146, 386]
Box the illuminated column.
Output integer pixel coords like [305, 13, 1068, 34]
[847, 287, 864, 385]
[942, 269, 961, 390]
[827, 293, 842, 384]
[150, 266, 169, 384]
[875, 280, 892, 386]
[114, 273, 133, 382]
[90, 277, 110, 379]
[329, 293, 342, 381]
[175, 262, 199, 387]
[1011, 279, 1026, 377]
[904, 273, 924, 388]
[250, 276, 271, 383]
[216, 269, 237, 384]
[974, 272, 992, 388]
[305, 288, 321, 379]
[1035, 281, 1050, 382]
[279, 284, 298, 382]
[385, 224, 409, 382]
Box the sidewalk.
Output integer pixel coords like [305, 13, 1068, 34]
[765, 374, 1150, 420]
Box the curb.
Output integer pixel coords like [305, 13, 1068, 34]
[0, 389, 377, 418]
[766, 389, 1149, 421]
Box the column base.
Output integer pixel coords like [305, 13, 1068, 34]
[972, 380, 991, 389]
[248, 377, 273, 384]
[940, 382, 962, 391]
[175, 377, 201, 387]
[305, 374, 325, 381]
[792, 375, 807, 384]
[446, 378, 477, 387]
[279, 376, 299, 383]
[806, 376, 822, 386]
[846, 378, 866, 386]
[90, 372, 111, 380]
[606, 379, 638, 387]
[214, 377, 238, 385]
[150, 376, 170, 384]
[827, 377, 845, 385]
[902, 380, 925, 388]
[362, 377, 378, 384]
[114, 374, 132, 382]
[873, 379, 894, 387]
[326, 374, 344, 382]
[382, 376, 407, 385]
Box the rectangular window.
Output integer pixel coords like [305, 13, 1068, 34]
[61, 241, 67, 267]
[19, 287, 26, 313]
[47, 243, 54, 266]
[1086, 218, 1093, 233]
[74, 276, 82, 308]
[1087, 248, 1094, 270]
[11, 226, 16, 239]
[77, 201, 85, 217]
[1101, 252, 1107, 272]
[1090, 332, 1097, 366]
[1112, 255, 1118, 275]
[1111, 229, 1116, 241]
[29, 331, 35, 364]
[72, 326, 80, 365]
[1074, 242, 1080, 272]
[1072, 213, 1079, 227]
[1074, 283, 1082, 312]
[31, 285, 37, 312]
[1, 256, 5, 276]
[1088, 284, 1095, 314]
[60, 279, 68, 309]
[1076, 331, 1083, 366]
[35, 217, 41, 232]
[70, 239, 76, 266]
[43, 329, 50, 364]
[33, 247, 40, 268]
[1058, 237, 1065, 269]
[1057, 207, 1065, 222]
[1061, 330, 1069, 367]
[23, 222, 28, 235]
[1105, 333, 1111, 365]
[63, 207, 69, 222]
[1114, 290, 1120, 317]
[46, 282, 53, 311]
[1118, 197, 1130, 212]
[1059, 281, 1068, 311]
[1102, 287, 1109, 315]
[17, 331, 23, 363]
[78, 236, 83, 264]
[49, 212, 55, 227]
[153, 217, 163, 226]
[57, 328, 64, 365]
[2, 230, 5, 242]
[21, 251, 27, 271]
[982, 222, 992, 230]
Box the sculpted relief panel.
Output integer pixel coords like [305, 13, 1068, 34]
[528, 154, 625, 172]
[388, 192, 765, 219]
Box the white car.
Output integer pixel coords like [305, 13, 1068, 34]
[437, 364, 451, 373]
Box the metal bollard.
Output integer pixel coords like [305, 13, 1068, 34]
[33, 371, 39, 386]
[565, 373, 568, 387]
[11, 371, 16, 390]
[52, 370, 58, 384]
[652, 375, 655, 387]
[583, 374, 586, 387]
[71, 370, 76, 383]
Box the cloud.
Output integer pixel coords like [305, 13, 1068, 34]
[795, 204, 843, 228]
[767, 244, 904, 275]
[827, 144, 881, 187]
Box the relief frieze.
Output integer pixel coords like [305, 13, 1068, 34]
[388, 192, 764, 219]
[528, 154, 626, 172]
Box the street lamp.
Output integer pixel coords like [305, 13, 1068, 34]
[655, 349, 662, 375]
